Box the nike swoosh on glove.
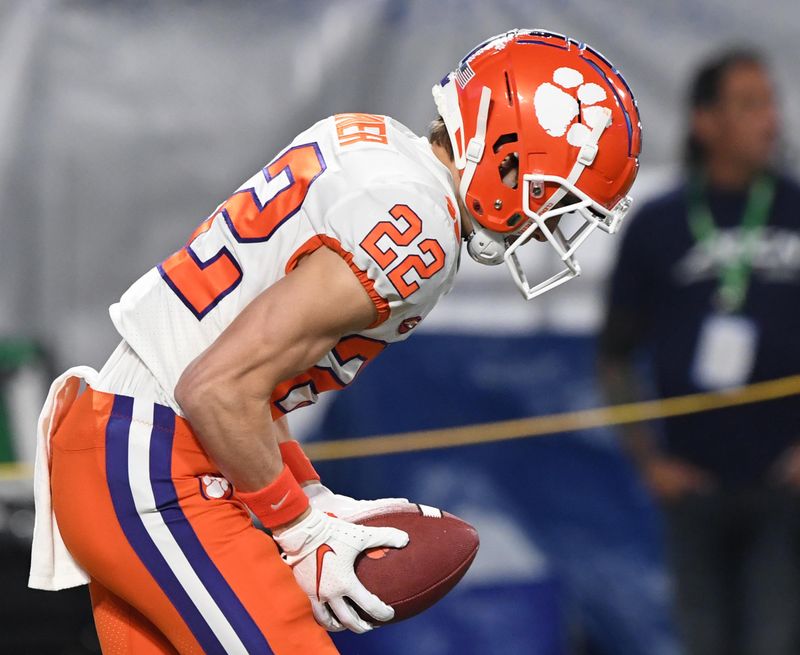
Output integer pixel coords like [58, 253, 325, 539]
[304, 483, 410, 522]
[273, 507, 409, 633]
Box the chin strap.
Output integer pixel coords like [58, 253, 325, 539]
[458, 86, 492, 203]
[460, 86, 508, 265]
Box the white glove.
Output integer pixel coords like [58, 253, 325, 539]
[273, 507, 409, 633]
[304, 483, 409, 521]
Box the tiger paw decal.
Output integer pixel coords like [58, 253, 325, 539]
[199, 474, 233, 500]
[533, 67, 611, 147]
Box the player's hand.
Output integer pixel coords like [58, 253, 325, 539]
[641, 456, 716, 501]
[273, 507, 409, 633]
[304, 482, 409, 521]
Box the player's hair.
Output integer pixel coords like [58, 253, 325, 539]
[429, 116, 454, 161]
[684, 47, 765, 166]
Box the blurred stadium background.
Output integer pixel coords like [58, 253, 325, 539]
[1, 1, 799, 653]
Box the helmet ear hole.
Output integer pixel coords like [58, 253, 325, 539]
[472, 199, 484, 215]
[498, 152, 519, 189]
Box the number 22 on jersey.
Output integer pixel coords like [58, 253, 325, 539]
[360, 204, 446, 299]
[158, 143, 327, 319]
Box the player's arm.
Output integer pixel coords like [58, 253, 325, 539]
[174, 247, 407, 633]
[174, 246, 374, 493]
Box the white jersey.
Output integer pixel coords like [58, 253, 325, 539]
[109, 114, 461, 416]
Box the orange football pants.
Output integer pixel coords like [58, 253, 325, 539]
[50, 387, 339, 655]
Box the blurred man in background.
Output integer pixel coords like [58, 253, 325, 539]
[598, 49, 800, 655]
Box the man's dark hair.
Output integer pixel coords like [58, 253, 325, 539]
[684, 48, 765, 166]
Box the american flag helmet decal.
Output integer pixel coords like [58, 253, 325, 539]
[454, 61, 475, 88]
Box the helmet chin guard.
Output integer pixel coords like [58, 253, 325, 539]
[506, 174, 632, 300]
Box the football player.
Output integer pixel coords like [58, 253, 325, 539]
[30, 30, 640, 654]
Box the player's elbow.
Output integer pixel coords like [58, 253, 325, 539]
[174, 372, 197, 417]
[175, 354, 278, 420]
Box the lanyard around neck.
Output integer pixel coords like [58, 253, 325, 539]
[687, 173, 776, 313]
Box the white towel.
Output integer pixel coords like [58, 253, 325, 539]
[28, 366, 98, 591]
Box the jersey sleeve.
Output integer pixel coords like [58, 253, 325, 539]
[292, 184, 459, 331]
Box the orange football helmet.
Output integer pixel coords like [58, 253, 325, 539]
[433, 29, 642, 299]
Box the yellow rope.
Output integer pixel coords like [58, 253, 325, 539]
[303, 374, 800, 461]
[2, 374, 800, 480]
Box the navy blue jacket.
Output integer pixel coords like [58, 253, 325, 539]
[601, 174, 800, 488]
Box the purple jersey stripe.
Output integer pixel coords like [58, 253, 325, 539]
[105, 395, 227, 654]
[148, 404, 272, 654]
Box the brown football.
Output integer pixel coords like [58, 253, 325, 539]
[353, 504, 479, 623]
